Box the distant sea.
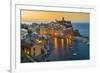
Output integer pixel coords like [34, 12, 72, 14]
[72, 23, 89, 37]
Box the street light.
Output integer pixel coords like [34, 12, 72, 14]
[36, 39, 43, 44]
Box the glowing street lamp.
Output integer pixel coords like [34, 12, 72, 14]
[36, 39, 43, 44]
[54, 32, 57, 36]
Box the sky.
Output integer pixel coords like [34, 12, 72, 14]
[21, 10, 89, 23]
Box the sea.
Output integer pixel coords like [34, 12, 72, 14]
[72, 23, 89, 37]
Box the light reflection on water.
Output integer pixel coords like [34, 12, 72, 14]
[61, 38, 64, 49]
[46, 37, 89, 61]
[53, 37, 70, 50]
[46, 37, 71, 61]
[54, 37, 58, 49]
[52, 37, 69, 59]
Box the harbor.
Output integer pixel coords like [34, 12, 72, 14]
[21, 17, 89, 63]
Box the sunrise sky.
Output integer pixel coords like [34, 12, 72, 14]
[21, 10, 89, 24]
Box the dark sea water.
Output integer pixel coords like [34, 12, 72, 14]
[72, 23, 89, 37]
[45, 38, 89, 61]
